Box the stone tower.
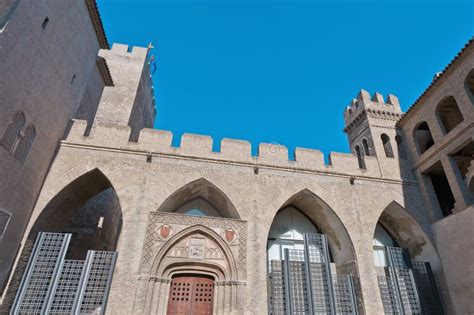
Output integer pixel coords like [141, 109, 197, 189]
[343, 89, 404, 168]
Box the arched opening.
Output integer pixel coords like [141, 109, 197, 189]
[146, 225, 240, 315]
[373, 202, 444, 314]
[465, 69, 474, 103]
[0, 112, 25, 154]
[267, 190, 360, 314]
[3, 169, 122, 313]
[362, 138, 370, 156]
[158, 178, 240, 219]
[381, 134, 394, 158]
[355, 145, 365, 169]
[12, 124, 35, 164]
[395, 135, 407, 160]
[27, 168, 122, 257]
[436, 96, 464, 134]
[413, 122, 435, 155]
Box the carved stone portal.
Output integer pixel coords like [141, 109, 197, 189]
[135, 212, 247, 315]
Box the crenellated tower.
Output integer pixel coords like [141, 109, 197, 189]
[93, 43, 157, 141]
[343, 89, 404, 164]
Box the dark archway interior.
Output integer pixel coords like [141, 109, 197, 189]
[28, 169, 122, 259]
[414, 122, 435, 155]
[437, 96, 464, 134]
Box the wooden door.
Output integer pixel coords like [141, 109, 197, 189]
[167, 275, 214, 315]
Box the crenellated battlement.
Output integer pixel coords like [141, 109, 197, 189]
[65, 120, 411, 181]
[99, 43, 148, 59]
[343, 89, 403, 132]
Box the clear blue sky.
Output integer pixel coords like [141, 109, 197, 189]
[97, 0, 472, 157]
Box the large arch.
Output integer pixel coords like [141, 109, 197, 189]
[26, 168, 122, 258]
[373, 201, 438, 261]
[373, 201, 447, 313]
[2, 168, 123, 312]
[271, 189, 358, 273]
[157, 178, 240, 219]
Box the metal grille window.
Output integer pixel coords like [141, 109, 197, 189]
[268, 233, 358, 315]
[377, 246, 443, 315]
[333, 275, 358, 315]
[47, 260, 84, 313]
[269, 260, 286, 315]
[12, 233, 70, 314]
[12, 232, 117, 315]
[76, 251, 117, 314]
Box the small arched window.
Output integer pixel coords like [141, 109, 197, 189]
[381, 134, 394, 158]
[1, 112, 25, 153]
[413, 122, 434, 155]
[13, 125, 35, 164]
[362, 139, 370, 156]
[436, 96, 464, 134]
[465, 69, 474, 103]
[355, 145, 365, 169]
[395, 135, 407, 160]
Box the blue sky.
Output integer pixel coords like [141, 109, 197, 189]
[98, 0, 472, 157]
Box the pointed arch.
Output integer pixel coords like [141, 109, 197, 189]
[373, 201, 439, 262]
[158, 178, 240, 219]
[152, 225, 238, 281]
[27, 168, 122, 257]
[270, 189, 357, 273]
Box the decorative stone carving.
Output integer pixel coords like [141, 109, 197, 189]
[139, 212, 247, 277]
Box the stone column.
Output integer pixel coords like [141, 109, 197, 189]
[441, 156, 473, 213]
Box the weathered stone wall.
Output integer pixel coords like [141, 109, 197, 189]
[11, 119, 444, 314]
[0, 0, 104, 294]
[397, 41, 474, 314]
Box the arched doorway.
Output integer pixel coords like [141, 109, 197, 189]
[137, 179, 246, 315]
[267, 190, 360, 314]
[373, 202, 444, 314]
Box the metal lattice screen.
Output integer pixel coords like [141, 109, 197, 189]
[268, 233, 358, 315]
[377, 246, 443, 315]
[11, 232, 117, 315]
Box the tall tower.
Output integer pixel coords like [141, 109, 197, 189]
[343, 89, 404, 166]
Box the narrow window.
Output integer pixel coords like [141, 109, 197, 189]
[465, 69, 474, 104]
[424, 162, 455, 217]
[362, 138, 370, 156]
[13, 125, 35, 164]
[0, 209, 11, 239]
[1, 112, 25, 153]
[381, 134, 394, 158]
[436, 96, 464, 134]
[413, 122, 434, 155]
[42, 16, 49, 29]
[355, 145, 366, 169]
[395, 135, 407, 160]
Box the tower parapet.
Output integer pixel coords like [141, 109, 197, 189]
[344, 89, 402, 132]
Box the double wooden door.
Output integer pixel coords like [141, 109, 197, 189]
[166, 275, 214, 315]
